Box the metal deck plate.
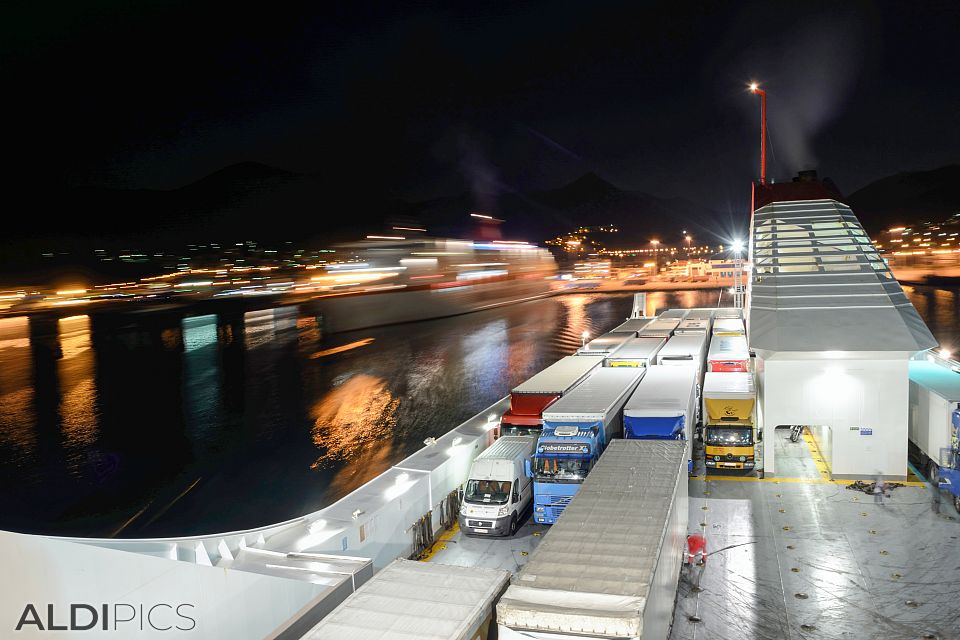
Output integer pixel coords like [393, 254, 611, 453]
[673, 430, 960, 640]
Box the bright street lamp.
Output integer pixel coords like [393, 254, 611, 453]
[581, 330, 590, 347]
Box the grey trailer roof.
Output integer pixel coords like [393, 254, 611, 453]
[611, 317, 655, 335]
[624, 366, 697, 417]
[748, 199, 937, 353]
[909, 360, 960, 402]
[684, 308, 716, 320]
[541, 367, 645, 420]
[703, 371, 755, 398]
[676, 318, 710, 334]
[714, 308, 743, 319]
[638, 318, 681, 338]
[656, 333, 708, 364]
[498, 440, 686, 631]
[707, 335, 750, 361]
[512, 355, 604, 395]
[657, 308, 690, 320]
[604, 337, 666, 362]
[711, 318, 745, 335]
[578, 332, 633, 356]
[303, 559, 510, 640]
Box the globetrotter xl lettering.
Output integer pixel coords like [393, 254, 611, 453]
[538, 443, 590, 454]
[14, 603, 196, 633]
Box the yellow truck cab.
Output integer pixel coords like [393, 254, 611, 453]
[702, 372, 756, 470]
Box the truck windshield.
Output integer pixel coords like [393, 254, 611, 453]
[500, 424, 541, 438]
[463, 479, 511, 505]
[534, 458, 591, 482]
[706, 427, 753, 446]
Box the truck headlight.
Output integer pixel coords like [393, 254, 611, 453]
[498, 506, 509, 516]
[739, 456, 746, 462]
[714, 455, 720, 461]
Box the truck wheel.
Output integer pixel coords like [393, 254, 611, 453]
[954, 494, 960, 515]
[508, 514, 518, 536]
[927, 461, 939, 485]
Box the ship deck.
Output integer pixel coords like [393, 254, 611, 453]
[423, 429, 960, 640]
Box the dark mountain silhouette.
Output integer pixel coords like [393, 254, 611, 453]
[848, 165, 960, 234]
[412, 172, 728, 247]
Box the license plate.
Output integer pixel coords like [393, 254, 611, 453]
[722, 463, 739, 468]
[473, 528, 488, 533]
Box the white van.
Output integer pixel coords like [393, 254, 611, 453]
[459, 436, 536, 537]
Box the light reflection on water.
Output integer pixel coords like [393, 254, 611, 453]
[0, 287, 954, 537]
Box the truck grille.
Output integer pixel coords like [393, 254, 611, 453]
[467, 520, 493, 528]
[549, 496, 572, 507]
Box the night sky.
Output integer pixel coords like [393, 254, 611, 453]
[4, 0, 959, 215]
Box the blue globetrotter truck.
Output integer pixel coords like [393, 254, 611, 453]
[622, 365, 699, 473]
[532, 367, 646, 524]
[907, 360, 960, 514]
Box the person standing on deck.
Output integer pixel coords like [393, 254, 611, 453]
[873, 475, 886, 505]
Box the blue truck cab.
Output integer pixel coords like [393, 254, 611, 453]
[532, 367, 645, 524]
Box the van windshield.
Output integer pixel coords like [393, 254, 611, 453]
[464, 479, 511, 505]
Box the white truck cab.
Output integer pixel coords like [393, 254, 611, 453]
[459, 436, 536, 536]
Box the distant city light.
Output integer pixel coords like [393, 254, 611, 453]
[392, 226, 426, 232]
[55, 288, 87, 296]
[470, 213, 494, 220]
[365, 235, 405, 240]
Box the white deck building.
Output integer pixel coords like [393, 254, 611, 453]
[747, 198, 937, 479]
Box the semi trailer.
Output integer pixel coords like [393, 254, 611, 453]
[603, 337, 666, 368]
[498, 440, 688, 640]
[623, 366, 698, 472]
[908, 359, 960, 512]
[533, 367, 646, 524]
[706, 335, 750, 373]
[498, 355, 605, 437]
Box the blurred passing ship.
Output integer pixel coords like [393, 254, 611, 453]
[308, 238, 557, 333]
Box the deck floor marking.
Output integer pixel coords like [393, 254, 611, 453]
[418, 520, 460, 562]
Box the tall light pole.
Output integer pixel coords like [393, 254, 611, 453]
[685, 234, 692, 258]
[650, 240, 660, 275]
[749, 83, 767, 185]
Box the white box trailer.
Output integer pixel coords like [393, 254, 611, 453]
[675, 318, 710, 335]
[611, 318, 655, 336]
[656, 334, 707, 371]
[578, 332, 633, 356]
[638, 318, 680, 339]
[623, 367, 698, 471]
[497, 440, 688, 640]
[706, 335, 750, 372]
[908, 360, 960, 480]
[603, 337, 666, 368]
[541, 367, 647, 448]
[302, 558, 510, 640]
[711, 317, 745, 336]
[714, 308, 742, 320]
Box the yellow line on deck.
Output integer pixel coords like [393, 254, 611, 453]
[692, 476, 925, 487]
[802, 430, 833, 481]
[418, 521, 460, 562]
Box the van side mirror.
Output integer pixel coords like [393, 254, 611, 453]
[457, 486, 464, 503]
[757, 429, 763, 442]
[524, 459, 533, 478]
